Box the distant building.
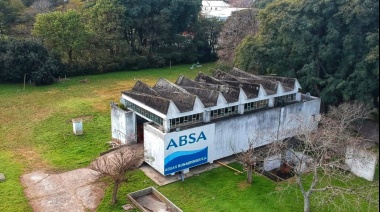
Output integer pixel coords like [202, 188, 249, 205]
[111, 68, 321, 176]
[201, 1, 247, 21]
[202, 0, 230, 10]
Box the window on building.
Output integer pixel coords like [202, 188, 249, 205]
[244, 99, 269, 112]
[275, 93, 297, 106]
[210, 106, 238, 120]
[169, 113, 203, 129]
[125, 100, 164, 126]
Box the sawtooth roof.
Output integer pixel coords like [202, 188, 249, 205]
[122, 68, 298, 115]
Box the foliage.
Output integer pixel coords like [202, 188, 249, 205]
[32, 55, 62, 85]
[0, 38, 63, 84]
[121, 0, 202, 54]
[235, 0, 379, 107]
[214, 60, 234, 72]
[192, 16, 223, 63]
[33, 10, 89, 64]
[84, 0, 126, 55]
[234, 35, 263, 73]
[252, 0, 275, 9]
[1, 0, 218, 77]
[0, 0, 23, 36]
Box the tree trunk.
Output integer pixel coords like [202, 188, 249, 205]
[68, 49, 73, 64]
[303, 194, 310, 212]
[247, 165, 253, 184]
[111, 181, 119, 205]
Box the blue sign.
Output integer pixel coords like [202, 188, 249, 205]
[164, 147, 208, 175]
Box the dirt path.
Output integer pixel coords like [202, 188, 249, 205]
[21, 168, 105, 212]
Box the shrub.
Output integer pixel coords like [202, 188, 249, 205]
[148, 55, 166, 68]
[0, 38, 63, 85]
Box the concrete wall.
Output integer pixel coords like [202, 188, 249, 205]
[285, 150, 313, 173]
[111, 102, 136, 144]
[264, 154, 282, 171]
[144, 124, 165, 174]
[211, 100, 320, 162]
[345, 147, 378, 181]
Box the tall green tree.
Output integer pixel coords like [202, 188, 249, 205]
[0, 0, 22, 36]
[192, 16, 223, 62]
[235, 0, 379, 107]
[84, 0, 126, 56]
[33, 10, 88, 64]
[122, 0, 201, 54]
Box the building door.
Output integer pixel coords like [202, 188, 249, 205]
[137, 124, 144, 143]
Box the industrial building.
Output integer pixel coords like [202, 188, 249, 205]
[111, 68, 321, 176]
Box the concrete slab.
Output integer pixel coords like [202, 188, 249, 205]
[74, 184, 105, 210]
[59, 168, 99, 187]
[22, 169, 105, 212]
[140, 155, 238, 186]
[29, 191, 84, 212]
[21, 171, 49, 185]
[135, 194, 171, 212]
[23, 174, 67, 199]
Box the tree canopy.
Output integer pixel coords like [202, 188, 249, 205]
[0, 0, 217, 84]
[121, 0, 201, 53]
[0, 0, 23, 36]
[33, 10, 88, 63]
[235, 0, 379, 106]
[0, 39, 62, 84]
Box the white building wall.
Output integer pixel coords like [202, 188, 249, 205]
[212, 100, 320, 162]
[111, 102, 136, 144]
[264, 154, 282, 171]
[345, 147, 378, 181]
[144, 124, 165, 174]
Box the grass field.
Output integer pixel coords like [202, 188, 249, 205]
[0, 62, 378, 212]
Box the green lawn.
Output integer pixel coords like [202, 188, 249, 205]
[97, 163, 379, 212]
[0, 62, 378, 212]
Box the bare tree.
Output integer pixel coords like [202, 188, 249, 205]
[236, 142, 256, 184]
[31, 0, 52, 14]
[90, 144, 144, 205]
[233, 134, 266, 184]
[267, 102, 378, 212]
[217, 9, 259, 63]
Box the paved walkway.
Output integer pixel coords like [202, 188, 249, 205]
[21, 168, 105, 212]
